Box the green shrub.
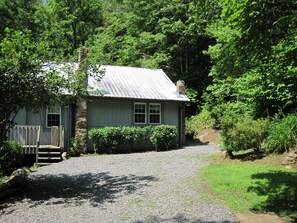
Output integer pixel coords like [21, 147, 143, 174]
[0, 140, 23, 176]
[221, 115, 268, 152]
[121, 126, 143, 149]
[265, 113, 297, 153]
[89, 125, 177, 153]
[89, 127, 123, 154]
[210, 101, 254, 129]
[150, 125, 177, 151]
[186, 108, 215, 138]
[68, 138, 80, 157]
[222, 117, 268, 151]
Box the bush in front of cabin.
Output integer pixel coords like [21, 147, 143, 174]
[0, 140, 23, 176]
[121, 126, 143, 151]
[89, 125, 177, 153]
[150, 125, 177, 151]
[89, 127, 123, 154]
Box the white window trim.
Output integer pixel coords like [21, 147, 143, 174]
[46, 106, 61, 128]
[134, 102, 147, 124]
[149, 103, 161, 124]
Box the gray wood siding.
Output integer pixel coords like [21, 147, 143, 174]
[13, 109, 26, 125]
[88, 99, 132, 128]
[88, 99, 179, 128]
[17, 107, 71, 148]
[163, 102, 179, 127]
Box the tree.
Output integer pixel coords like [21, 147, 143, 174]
[0, 0, 38, 36]
[34, 0, 103, 60]
[204, 0, 297, 122]
[0, 29, 64, 142]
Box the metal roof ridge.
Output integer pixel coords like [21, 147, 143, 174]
[101, 64, 164, 71]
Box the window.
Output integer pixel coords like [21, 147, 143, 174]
[134, 103, 146, 124]
[47, 106, 61, 127]
[149, 103, 161, 124]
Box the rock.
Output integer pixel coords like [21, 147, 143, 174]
[62, 152, 69, 160]
[282, 150, 297, 167]
[0, 167, 30, 200]
[8, 168, 28, 187]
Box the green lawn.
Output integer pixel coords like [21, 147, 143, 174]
[198, 156, 297, 221]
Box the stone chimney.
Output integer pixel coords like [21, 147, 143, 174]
[176, 80, 185, 94]
[75, 47, 88, 153]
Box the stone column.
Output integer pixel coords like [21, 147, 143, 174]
[75, 47, 88, 153]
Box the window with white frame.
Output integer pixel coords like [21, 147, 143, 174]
[134, 103, 146, 124]
[149, 103, 161, 124]
[47, 106, 61, 127]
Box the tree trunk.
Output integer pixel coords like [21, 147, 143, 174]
[221, 150, 234, 159]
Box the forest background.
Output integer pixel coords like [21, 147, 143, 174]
[0, 0, 296, 154]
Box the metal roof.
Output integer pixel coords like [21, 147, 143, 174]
[88, 65, 189, 102]
[42, 63, 189, 102]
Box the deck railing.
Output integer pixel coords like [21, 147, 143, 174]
[8, 125, 65, 153]
[8, 125, 41, 154]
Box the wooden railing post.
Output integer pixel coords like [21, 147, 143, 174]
[51, 126, 59, 147]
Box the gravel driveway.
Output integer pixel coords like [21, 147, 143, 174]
[0, 143, 237, 223]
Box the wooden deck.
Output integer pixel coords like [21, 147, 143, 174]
[8, 125, 64, 165]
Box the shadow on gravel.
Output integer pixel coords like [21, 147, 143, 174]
[133, 213, 236, 223]
[185, 139, 209, 147]
[0, 172, 158, 211]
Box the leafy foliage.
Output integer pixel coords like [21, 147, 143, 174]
[0, 0, 38, 35]
[221, 116, 268, 152]
[89, 125, 177, 153]
[186, 108, 215, 138]
[205, 0, 297, 120]
[265, 114, 297, 154]
[89, 127, 123, 154]
[121, 126, 144, 150]
[150, 125, 177, 151]
[34, 0, 103, 59]
[0, 140, 23, 176]
[201, 0, 297, 152]
[68, 138, 80, 157]
[0, 29, 64, 141]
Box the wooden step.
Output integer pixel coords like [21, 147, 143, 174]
[36, 145, 62, 166]
[38, 157, 61, 160]
[38, 151, 61, 155]
[37, 162, 50, 166]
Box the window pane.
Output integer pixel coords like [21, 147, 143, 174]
[149, 104, 161, 124]
[135, 114, 145, 124]
[135, 104, 145, 113]
[134, 103, 146, 124]
[150, 114, 160, 124]
[47, 114, 60, 127]
[149, 104, 160, 113]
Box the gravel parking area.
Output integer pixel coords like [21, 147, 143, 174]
[0, 143, 237, 223]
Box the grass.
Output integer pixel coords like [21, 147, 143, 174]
[197, 152, 297, 222]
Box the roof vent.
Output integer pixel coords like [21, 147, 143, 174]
[176, 80, 185, 94]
